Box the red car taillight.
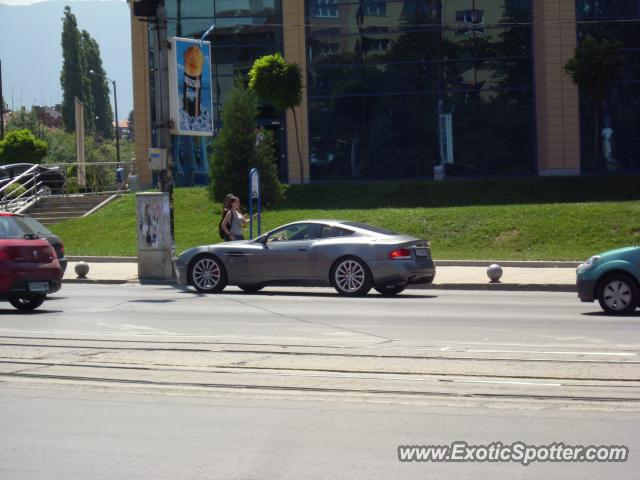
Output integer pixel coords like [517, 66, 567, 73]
[388, 247, 412, 260]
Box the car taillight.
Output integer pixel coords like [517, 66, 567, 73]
[389, 248, 412, 260]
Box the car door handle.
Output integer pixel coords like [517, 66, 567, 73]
[298, 247, 308, 251]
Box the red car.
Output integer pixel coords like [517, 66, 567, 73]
[0, 212, 62, 311]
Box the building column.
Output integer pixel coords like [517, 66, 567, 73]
[282, 0, 310, 184]
[533, 0, 581, 176]
[130, 8, 153, 188]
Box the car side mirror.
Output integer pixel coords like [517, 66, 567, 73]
[256, 234, 268, 244]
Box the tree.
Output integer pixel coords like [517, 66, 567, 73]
[82, 30, 113, 139]
[209, 83, 282, 205]
[248, 53, 304, 183]
[127, 109, 135, 140]
[565, 36, 624, 171]
[0, 129, 48, 165]
[60, 6, 93, 133]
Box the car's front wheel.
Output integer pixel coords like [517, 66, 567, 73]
[331, 257, 372, 296]
[189, 255, 227, 293]
[9, 294, 46, 311]
[374, 284, 406, 296]
[597, 273, 639, 315]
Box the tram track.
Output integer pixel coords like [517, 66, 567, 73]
[2, 334, 640, 405]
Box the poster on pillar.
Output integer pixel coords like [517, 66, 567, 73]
[168, 37, 213, 136]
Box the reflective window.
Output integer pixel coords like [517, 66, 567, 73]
[319, 226, 354, 238]
[576, 0, 640, 172]
[268, 223, 322, 242]
[307, 0, 536, 179]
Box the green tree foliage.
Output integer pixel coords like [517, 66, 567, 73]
[565, 36, 624, 170]
[82, 30, 113, 139]
[60, 6, 93, 133]
[248, 53, 304, 183]
[209, 83, 282, 205]
[0, 129, 48, 165]
[6, 108, 46, 140]
[127, 109, 134, 140]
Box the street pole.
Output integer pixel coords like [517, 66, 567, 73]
[151, 2, 176, 253]
[0, 59, 5, 140]
[112, 79, 121, 164]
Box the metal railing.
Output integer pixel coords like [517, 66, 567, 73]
[0, 161, 134, 214]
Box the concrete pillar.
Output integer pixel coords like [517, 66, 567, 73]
[282, 0, 310, 183]
[533, 0, 581, 176]
[130, 7, 153, 188]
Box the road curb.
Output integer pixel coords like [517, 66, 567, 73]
[62, 278, 576, 292]
[434, 260, 580, 268]
[410, 283, 576, 292]
[66, 257, 581, 268]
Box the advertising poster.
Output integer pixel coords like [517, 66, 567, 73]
[168, 37, 213, 136]
[136, 193, 171, 250]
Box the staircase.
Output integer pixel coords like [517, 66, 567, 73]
[25, 194, 116, 225]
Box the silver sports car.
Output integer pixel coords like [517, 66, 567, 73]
[174, 220, 435, 296]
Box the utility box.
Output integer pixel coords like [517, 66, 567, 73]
[148, 148, 168, 171]
[136, 192, 174, 280]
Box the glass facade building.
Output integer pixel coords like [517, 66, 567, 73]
[306, 0, 536, 179]
[576, 0, 640, 172]
[130, 0, 639, 187]
[161, 0, 285, 186]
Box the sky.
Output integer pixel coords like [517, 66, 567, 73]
[0, 0, 125, 4]
[0, 0, 133, 118]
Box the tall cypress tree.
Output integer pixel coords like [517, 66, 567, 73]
[60, 6, 93, 133]
[82, 30, 113, 139]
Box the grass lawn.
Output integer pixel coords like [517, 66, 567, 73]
[49, 181, 640, 260]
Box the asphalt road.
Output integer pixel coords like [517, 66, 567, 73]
[1, 284, 639, 479]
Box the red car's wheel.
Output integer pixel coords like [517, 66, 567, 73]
[9, 294, 46, 311]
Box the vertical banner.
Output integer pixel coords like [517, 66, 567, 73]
[248, 168, 261, 238]
[439, 113, 454, 165]
[74, 97, 86, 187]
[168, 37, 213, 136]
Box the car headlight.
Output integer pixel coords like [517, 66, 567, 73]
[581, 255, 601, 270]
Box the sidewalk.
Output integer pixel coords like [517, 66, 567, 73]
[63, 261, 577, 292]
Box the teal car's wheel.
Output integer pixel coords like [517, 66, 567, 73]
[597, 273, 639, 316]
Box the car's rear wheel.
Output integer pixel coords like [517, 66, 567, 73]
[9, 294, 46, 311]
[189, 255, 227, 293]
[597, 273, 639, 315]
[374, 284, 406, 296]
[239, 284, 263, 293]
[331, 257, 372, 296]
[39, 185, 53, 196]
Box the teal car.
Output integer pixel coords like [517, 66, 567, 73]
[576, 246, 640, 315]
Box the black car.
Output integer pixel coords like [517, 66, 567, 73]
[0, 163, 66, 196]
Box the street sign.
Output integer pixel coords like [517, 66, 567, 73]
[248, 168, 261, 238]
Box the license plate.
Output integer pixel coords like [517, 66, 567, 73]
[414, 248, 429, 257]
[28, 282, 50, 292]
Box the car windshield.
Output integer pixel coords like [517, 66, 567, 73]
[341, 221, 398, 235]
[0, 216, 34, 239]
[19, 216, 53, 235]
[0, 169, 8, 180]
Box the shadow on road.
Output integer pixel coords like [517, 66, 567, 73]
[0, 309, 62, 315]
[176, 290, 439, 300]
[581, 310, 640, 318]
